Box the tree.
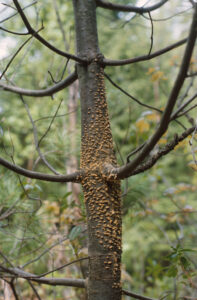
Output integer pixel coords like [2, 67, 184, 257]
[0, 0, 197, 299]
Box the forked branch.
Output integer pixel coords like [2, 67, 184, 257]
[130, 126, 195, 176]
[114, 5, 197, 179]
[13, 0, 87, 64]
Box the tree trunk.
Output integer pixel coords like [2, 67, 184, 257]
[73, 1, 122, 299]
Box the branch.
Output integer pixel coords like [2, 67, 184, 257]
[0, 1, 37, 24]
[171, 92, 197, 119]
[122, 289, 157, 300]
[0, 26, 43, 80]
[102, 38, 187, 66]
[0, 26, 29, 35]
[0, 266, 85, 288]
[27, 281, 42, 300]
[34, 257, 89, 278]
[175, 104, 197, 119]
[0, 156, 83, 182]
[0, 71, 78, 97]
[104, 72, 161, 113]
[12, 0, 87, 64]
[96, 0, 168, 13]
[20, 95, 61, 175]
[187, 71, 197, 77]
[130, 126, 195, 176]
[9, 280, 20, 300]
[114, 5, 197, 179]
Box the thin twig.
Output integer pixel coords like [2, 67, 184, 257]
[102, 38, 187, 66]
[172, 92, 197, 119]
[0, 27, 29, 35]
[176, 103, 197, 118]
[115, 6, 197, 179]
[20, 95, 60, 175]
[104, 72, 161, 113]
[22, 235, 69, 268]
[9, 280, 20, 300]
[27, 281, 42, 300]
[38, 99, 63, 147]
[0, 1, 37, 24]
[13, 0, 87, 63]
[147, 12, 154, 56]
[0, 26, 43, 80]
[96, 0, 168, 13]
[34, 256, 89, 278]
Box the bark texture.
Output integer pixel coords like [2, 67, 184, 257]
[73, 0, 122, 299]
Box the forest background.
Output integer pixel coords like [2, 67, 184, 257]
[0, 0, 197, 299]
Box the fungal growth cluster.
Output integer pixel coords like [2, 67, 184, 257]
[79, 61, 122, 291]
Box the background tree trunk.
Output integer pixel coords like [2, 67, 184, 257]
[67, 81, 81, 205]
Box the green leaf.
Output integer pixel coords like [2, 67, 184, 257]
[180, 256, 190, 269]
[0, 125, 3, 136]
[64, 192, 72, 198]
[69, 226, 82, 241]
[166, 265, 178, 278]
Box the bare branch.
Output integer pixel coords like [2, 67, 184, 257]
[141, 6, 192, 22]
[34, 257, 89, 278]
[12, 0, 87, 64]
[9, 280, 20, 300]
[0, 266, 86, 288]
[96, 0, 168, 13]
[171, 92, 197, 119]
[22, 235, 69, 268]
[38, 99, 63, 147]
[27, 281, 42, 300]
[104, 72, 161, 113]
[102, 38, 187, 66]
[0, 71, 78, 97]
[147, 12, 154, 56]
[0, 1, 37, 24]
[0, 156, 83, 182]
[187, 71, 197, 77]
[130, 126, 195, 176]
[175, 103, 197, 119]
[20, 95, 60, 175]
[114, 5, 197, 179]
[0, 26, 29, 35]
[122, 289, 157, 300]
[0, 26, 43, 80]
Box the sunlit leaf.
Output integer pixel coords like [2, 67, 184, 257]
[136, 118, 150, 133]
[188, 161, 197, 171]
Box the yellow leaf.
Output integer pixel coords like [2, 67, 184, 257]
[188, 161, 197, 171]
[182, 205, 194, 212]
[174, 139, 188, 150]
[146, 112, 160, 122]
[151, 71, 164, 82]
[146, 67, 155, 74]
[158, 138, 167, 145]
[136, 118, 150, 133]
[45, 201, 60, 215]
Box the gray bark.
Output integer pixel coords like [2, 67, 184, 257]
[73, 0, 122, 299]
